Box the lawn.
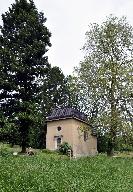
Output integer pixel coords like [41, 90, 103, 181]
[0, 147, 133, 192]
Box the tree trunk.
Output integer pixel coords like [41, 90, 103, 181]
[107, 60, 117, 156]
[107, 138, 115, 156]
[21, 144, 27, 153]
[20, 122, 29, 153]
[20, 131, 27, 153]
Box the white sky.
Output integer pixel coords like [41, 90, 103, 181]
[1, 0, 133, 75]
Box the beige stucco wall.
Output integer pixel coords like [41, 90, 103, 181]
[72, 119, 97, 157]
[46, 118, 97, 157]
[46, 118, 75, 150]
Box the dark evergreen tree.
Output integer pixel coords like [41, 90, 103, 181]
[41, 66, 69, 117]
[0, 0, 51, 152]
[29, 66, 70, 149]
[66, 75, 82, 110]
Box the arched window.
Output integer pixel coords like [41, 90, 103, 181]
[57, 137, 61, 149]
[54, 135, 63, 149]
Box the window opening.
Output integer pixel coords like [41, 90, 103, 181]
[84, 131, 88, 141]
[57, 126, 61, 131]
[57, 137, 61, 149]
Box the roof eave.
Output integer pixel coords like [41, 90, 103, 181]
[46, 116, 89, 124]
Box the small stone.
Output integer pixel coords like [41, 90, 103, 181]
[13, 152, 18, 156]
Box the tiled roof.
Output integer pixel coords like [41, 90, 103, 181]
[47, 107, 88, 122]
[47, 107, 97, 136]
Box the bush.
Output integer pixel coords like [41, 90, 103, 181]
[58, 142, 72, 155]
[97, 134, 108, 153]
[0, 145, 12, 157]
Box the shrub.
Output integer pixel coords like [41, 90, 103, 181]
[0, 145, 12, 157]
[58, 142, 72, 155]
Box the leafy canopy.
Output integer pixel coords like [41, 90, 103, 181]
[0, 0, 51, 152]
[73, 15, 133, 154]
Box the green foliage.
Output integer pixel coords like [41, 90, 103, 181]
[0, 0, 51, 151]
[66, 75, 82, 110]
[97, 134, 108, 153]
[97, 133, 133, 153]
[30, 65, 70, 149]
[0, 144, 12, 157]
[41, 149, 58, 155]
[116, 136, 133, 152]
[0, 113, 19, 145]
[0, 153, 133, 191]
[41, 66, 69, 118]
[0, 0, 70, 150]
[58, 142, 72, 155]
[72, 15, 133, 155]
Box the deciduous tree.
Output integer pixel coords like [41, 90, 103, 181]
[75, 16, 133, 155]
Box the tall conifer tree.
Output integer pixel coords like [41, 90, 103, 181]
[0, 0, 51, 152]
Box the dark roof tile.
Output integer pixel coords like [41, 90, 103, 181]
[47, 107, 88, 122]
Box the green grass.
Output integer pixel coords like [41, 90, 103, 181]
[0, 147, 133, 192]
